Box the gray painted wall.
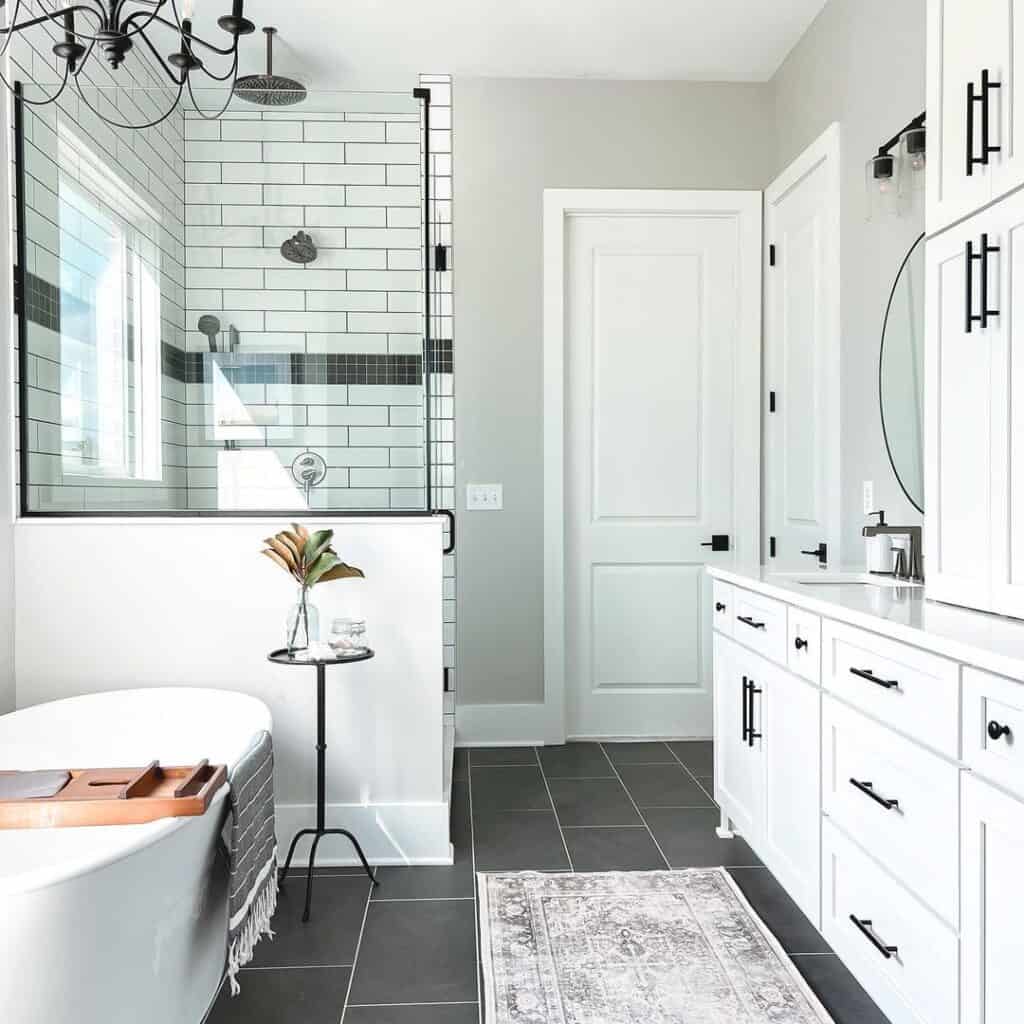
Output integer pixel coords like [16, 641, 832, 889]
[454, 78, 774, 705]
[771, 0, 927, 565]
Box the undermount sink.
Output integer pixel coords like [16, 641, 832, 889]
[778, 572, 924, 590]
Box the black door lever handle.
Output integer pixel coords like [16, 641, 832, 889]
[801, 542, 828, 564]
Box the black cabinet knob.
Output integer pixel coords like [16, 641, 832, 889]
[794, 637, 808, 651]
[988, 720, 1012, 741]
[715, 602, 726, 612]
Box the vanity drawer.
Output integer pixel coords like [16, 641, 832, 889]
[822, 697, 959, 927]
[731, 588, 787, 665]
[711, 580, 734, 638]
[822, 819, 958, 1024]
[787, 607, 821, 685]
[822, 621, 960, 758]
[963, 667, 1024, 800]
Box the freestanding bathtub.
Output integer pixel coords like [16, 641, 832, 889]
[0, 688, 273, 1024]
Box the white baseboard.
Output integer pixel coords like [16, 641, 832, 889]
[455, 701, 556, 746]
[275, 800, 452, 867]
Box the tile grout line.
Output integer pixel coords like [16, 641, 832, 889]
[598, 743, 673, 871]
[534, 747, 575, 872]
[664, 742, 717, 806]
[467, 751, 483, 1024]
[338, 878, 375, 1024]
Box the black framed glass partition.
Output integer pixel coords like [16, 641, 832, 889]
[14, 81, 442, 517]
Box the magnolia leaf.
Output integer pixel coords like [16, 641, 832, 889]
[275, 532, 300, 561]
[265, 537, 297, 569]
[261, 548, 291, 574]
[304, 551, 341, 587]
[317, 562, 365, 583]
[292, 522, 310, 542]
[303, 529, 334, 567]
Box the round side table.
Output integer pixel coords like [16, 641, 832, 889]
[268, 647, 380, 921]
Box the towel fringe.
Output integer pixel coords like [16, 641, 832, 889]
[226, 864, 278, 996]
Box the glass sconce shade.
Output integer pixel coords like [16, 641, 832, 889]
[900, 126, 927, 193]
[866, 153, 903, 219]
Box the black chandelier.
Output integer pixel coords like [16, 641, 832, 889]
[0, 0, 257, 129]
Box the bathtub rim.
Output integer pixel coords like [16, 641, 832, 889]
[0, 687, 272, 896]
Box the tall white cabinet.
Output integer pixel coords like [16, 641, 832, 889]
[926, 0, 1024, 620]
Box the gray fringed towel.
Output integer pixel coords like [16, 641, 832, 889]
[224, 729, 278, 995]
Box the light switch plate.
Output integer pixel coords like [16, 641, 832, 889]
[467, 483, 503, 510]
[862, 480, 874, 515]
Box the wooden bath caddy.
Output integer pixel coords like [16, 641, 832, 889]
[0, 760, 227, 829]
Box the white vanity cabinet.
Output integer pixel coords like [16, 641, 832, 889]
[927, 0, 1024, 236]
[925, 186, 1024, 619]
[709, 567, 1024, 1024]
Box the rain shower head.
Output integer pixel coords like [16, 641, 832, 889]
[233, 27, 307, 107]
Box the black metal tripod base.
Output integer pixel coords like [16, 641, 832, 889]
[279, 827, 379, 922]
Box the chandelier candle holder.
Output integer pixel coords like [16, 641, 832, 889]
[0, 0, 257, 128]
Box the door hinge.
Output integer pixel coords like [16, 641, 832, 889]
[443, 667, 452, 693]
[769, 244, 776, 266]
[12, 266, 21, 316]
[769, 390, 776, 413]
[769, 536, 777, 558]
[434, 243, 449, 272]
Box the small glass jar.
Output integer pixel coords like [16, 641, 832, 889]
[330, 617, 368, 654]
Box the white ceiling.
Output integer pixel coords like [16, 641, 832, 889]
[195, 0, 828, 89]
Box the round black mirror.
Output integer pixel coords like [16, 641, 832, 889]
[879, 232, 925, 513]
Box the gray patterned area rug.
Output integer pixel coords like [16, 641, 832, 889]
[478, 869, 834, 1024]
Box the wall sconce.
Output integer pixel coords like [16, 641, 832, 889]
[866, 112, 926, 219]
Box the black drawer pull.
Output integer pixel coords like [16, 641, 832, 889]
[988, 720, 1012, 741]
[747, 682, 762, 747]
[850, 667, 899, 689]
[850, 778, 899, 810]
[849, 915, 898, 959]
[737, 615, 766, 630]
[742, 676, 750, 743]
[794, 637, 808, 651]
[715, 602, 727, 612]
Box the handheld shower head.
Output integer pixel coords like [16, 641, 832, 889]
[197, 314, 221, 353]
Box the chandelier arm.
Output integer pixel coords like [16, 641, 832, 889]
[186, 53, 239, 118]
[74, 73, 184, 129]
[0, 5, 103, 36]
[1, 60, 69, 106]
[144, 11, 238, 58]
[0, 0, 26, 58]
[192, 48, 240, 82]
[123, 15, 188, 86]
[71, 36, 96, 76]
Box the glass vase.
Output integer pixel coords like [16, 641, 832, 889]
[285, 586, 320, 653]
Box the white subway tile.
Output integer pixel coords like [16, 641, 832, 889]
[304, 164, 386, 185]
[387, 207, 421, 229]
[347, 312, 421, 333]
[222, 247, 296, 268]
[387, 251, 422, 271]
[387, 165, 420, 186]
[186, 267, 264, 290]
[350, 467, 425, 488]
[186, 247, 222, 268]
[263, 185, 348, 206]
[185, 163, 222, 183]
[304, 122, 385, 143]
[222, 163, 304, 184]
[345, 186, 420, 207]
[186, 205, 222, 226]
[265, 384, 348, 404]
[304, 206, 385, 227]
[349, 384, 424, 406]
[305, 333, 389, 354]
[346, 143, 420, 165]
[185, 140, 262, 162]
[305, 291, 387, 312]
[187, 183, 263, 206]
[307, 406, 389, 426]
[263, 268, 349, 290]
[389, 447, 425, 467]
[184, 120, 221, 141]
[387, 334, 424, 354]
[386, 122, 419, 144]
[347, 270, 421, 292]
[265, 311, 347, 332]
[389, 405, 424, 426]
[186, 289, 222, 310]
[224, 205, 303, 225]
[346, 228, 421, 249]
[221, 121, 303, 142]
[188, 225, 264, 247]
[223, 289, 305, 310]
[349, 427, 423, 447]
[262, 142, 347, 163]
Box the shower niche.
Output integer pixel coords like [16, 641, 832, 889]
[14, 80, 447, 517]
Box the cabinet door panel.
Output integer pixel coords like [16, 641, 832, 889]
[714, 635, 761, 840]
[760, 663, 820, 927]
[962, 773, 1024, 1024]
[925, 212, 1000, 613]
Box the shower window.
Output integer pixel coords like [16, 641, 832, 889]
[15, 83, 440, 517]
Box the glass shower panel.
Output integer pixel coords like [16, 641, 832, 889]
[16, 85, 427, 515]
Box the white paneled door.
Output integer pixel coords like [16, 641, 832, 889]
[764, 124, 840, 571]
[546, 190, 761, 740]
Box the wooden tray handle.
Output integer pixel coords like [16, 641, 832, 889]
[173, 759, 210, 798]
[122, 760, 159, 800]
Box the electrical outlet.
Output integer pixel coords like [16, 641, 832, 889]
[863, 480, 875, 515]
[466, 483, 503, 511]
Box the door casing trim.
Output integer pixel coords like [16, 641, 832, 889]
[542, 188, 764, 744]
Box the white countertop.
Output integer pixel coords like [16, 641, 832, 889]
[708, 565, 1024, 683]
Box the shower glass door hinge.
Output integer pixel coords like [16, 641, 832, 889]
[769, 244, 776, 266]
[434, 243, 449, 272]
[443, 667, 452, 693]
[12, 267, 21, 315]
[769, 537, 777, 558]
[769, 390, 777, 413]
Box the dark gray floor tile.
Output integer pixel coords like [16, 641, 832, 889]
[345, 1005, 479, 1024]
[372, 782, 473, 900]
[616, 764, 716, 808]
[452, 747, 468, 782]
[602, 741, 675, 764]
[793, 955, 892, 1024]
[473, 810, 570, 871]
[547, 777, 642, 826]
[563, 827, 667, 871]
[205, 967, 349, 1024]
[468, 746, 537, 766]
[538, 742, 615, 778]
[348, 900, 478, 1006]
[643, 808, 761, 867]
[252, 873, 369, 967]
[727, 867, 830, 954]
[668, 740, 714, 776]
[470, 765, 550, 811]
